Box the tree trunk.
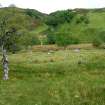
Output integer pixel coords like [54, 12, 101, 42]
[40, 39, 43, 46]
[2, 46, 9, 80]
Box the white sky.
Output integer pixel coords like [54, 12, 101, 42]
[0, 0, 105, 13]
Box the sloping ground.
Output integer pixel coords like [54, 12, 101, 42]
[54, 9, 105, 43]
[1, 7, 105, 45]
[0, 7, 47, 33]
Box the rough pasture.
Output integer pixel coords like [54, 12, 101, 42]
[0, 49, 105, 105]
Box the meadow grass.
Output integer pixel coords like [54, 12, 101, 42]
[0, 49, 105, 105]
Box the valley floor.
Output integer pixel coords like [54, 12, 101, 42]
[0, 49, 105, 105]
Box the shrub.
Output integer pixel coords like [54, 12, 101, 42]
[55, 33, 79, 46]
[76, 15, 89, 24]
[92, 38, 102, 47]
[47, 34, 56, 44]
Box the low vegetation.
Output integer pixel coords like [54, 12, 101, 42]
[0, 49, 105, 105]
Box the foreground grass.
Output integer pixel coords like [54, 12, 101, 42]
[0, 49, 105, 105]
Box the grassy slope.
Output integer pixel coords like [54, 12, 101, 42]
[0, 7, 47, 33]
[56, 10, 105, 43]
[88, 12, 105, 28]
[30, 24, 48, 35]
[0, 49, 105, 105]
[1, 7, 105, 43]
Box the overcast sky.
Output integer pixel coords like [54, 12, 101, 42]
[0, 0, 105, 13]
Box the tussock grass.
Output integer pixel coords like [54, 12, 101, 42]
[0, 49, 105, 105]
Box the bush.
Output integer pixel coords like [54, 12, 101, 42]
[76, 15, 89, 24]
[47, 34, 56, 44]
[55, 33, 79, 46]
[92, 38, 102, 47]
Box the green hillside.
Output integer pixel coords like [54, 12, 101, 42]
[46, 8, 105, 44]
[0, 7, 105, 50]
[0, 7, 48, 51]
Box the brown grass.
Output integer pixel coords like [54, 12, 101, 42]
[31, 44, 94, 52]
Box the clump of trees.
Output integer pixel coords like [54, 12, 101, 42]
[55, 33, 79, 46]
[45, 10, 76, 27]
[46, 32, 79, 46]
[76, 15, 89, 24]
[45, 10, 80, 46]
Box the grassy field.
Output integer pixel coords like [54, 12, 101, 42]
[0, 49, 105, 105]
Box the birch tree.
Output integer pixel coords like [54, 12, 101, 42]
[0, 15, 18, 80]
